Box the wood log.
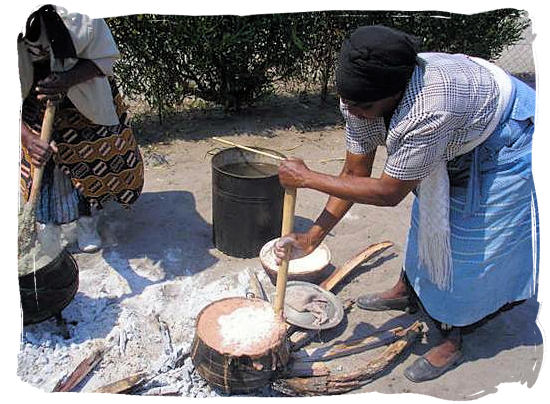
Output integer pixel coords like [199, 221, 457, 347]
[52, 347, 104, 392]
[291, 326, 405, 362]
[319, 241, 393, 291]
[274, 322, 423, 396]
[93, 372, 148, 394]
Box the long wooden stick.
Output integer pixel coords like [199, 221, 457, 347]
[29, 101, 56, 205]
[212, 137, 285, 161]
[93, 372, 148, 394]
[319, 241, 393, 291]
[52, 347, 104, 392]
[274, 187, 297, 315]
[18, 102, 57, 257]
[291, 325, 407, 362]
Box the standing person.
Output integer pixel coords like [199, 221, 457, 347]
[18, 5, 144, 253]
[274, 25, 537, 382]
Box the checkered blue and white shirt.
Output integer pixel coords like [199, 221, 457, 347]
[342, 52, 500, 180]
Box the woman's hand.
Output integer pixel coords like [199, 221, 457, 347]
[278, 158, 311, 189]
[273, 232, 320, 266]
[35, 72, 75, 102]
[35, 59, 103, 102]
[21, 123, 57, 167]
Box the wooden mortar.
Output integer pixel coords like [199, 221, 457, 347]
[191, 297, 290, 395]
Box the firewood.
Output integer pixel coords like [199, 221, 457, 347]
[291, 326, 405, 362]
[319, 241, 393, 291]
[52, 347, 104, 392]
[274, 322, 423, 396]
[93, 372, 148, 394]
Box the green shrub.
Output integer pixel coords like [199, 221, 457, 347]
[107, 14, 305, 121]
[290, 9, 529, 100]
[107, 9, 529, 118]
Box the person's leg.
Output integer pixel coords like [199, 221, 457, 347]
[404, 322, 463, 382]
[403, 300, 527, 383]
[357, 269, 417, 312]
[76, 197, 102, 253]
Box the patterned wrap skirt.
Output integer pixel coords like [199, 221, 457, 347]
[20, 81, 144, 224]
[404, 77, 538, 326]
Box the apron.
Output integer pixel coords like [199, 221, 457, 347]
[404, 77, 538, 326]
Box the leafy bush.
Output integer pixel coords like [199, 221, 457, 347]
[107, 9, 529, 118]
[107, 14, 305, 121]
[290, 9, 529, 100]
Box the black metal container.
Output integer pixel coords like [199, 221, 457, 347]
[19, 248, 79, 325]
[211, 147, 284, 258]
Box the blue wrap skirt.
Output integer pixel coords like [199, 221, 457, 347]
[404, 77, 538, 326]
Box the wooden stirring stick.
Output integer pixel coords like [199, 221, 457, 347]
[212, 137, 285, 161]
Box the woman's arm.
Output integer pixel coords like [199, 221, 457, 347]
[305, 151, 376, 246]
[279, 156, 419, 208]
[274, 151, 377, 262]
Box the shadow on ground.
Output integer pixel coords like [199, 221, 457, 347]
[100, 190, 218, 292]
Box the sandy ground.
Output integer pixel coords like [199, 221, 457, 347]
[16, 93, 542, 399]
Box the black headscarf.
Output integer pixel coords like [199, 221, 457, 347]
[22, 4, 76, 61]
[336, 25, 420, 103]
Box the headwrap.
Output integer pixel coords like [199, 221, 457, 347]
[336, 25, 420, 102]
[18, 5, 120, 126]
[23, 4, 76, 61]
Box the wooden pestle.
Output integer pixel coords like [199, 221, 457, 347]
[29, 101, 57, 205]
[274, 187, 297, 317]
[18, 101, 57, 257]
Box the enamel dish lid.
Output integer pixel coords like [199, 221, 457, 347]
[271, 281, 344, 330]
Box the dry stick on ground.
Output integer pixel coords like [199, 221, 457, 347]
[291, 324, 416, 362]
[93, 372, 148, 394]
[274, 322, 423, 396]
[52, 347, 104, 392]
